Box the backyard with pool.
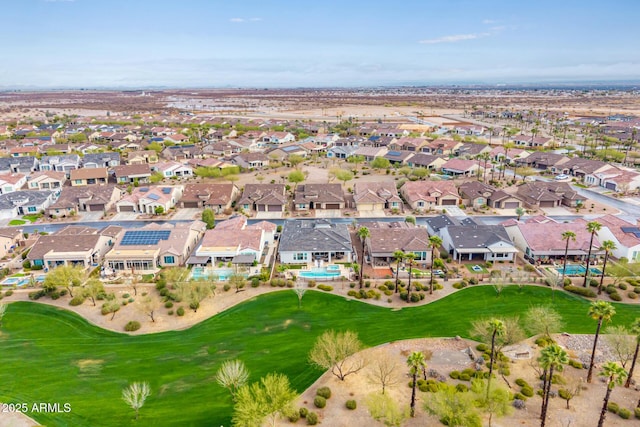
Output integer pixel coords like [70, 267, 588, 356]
[1, 275, 46, 287]
[555, 264, 603, 276]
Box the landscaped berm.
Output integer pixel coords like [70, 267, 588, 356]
[2, 286, 640, 426]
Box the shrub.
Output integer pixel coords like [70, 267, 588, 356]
[4, 290, 13, 297]
[628, 291, 638, 299]
[563, 278, 572, 286]
[514, 393, 528, 401]
[50, 291, 60, 300]
[165, 301, 174, 308]
[124, 321, 141, 332]
[69, 296, 85, 306]
[22, 260, 31, 269]
[635, 407, 640, 419]
[176, 306, 185, 316]
[551, 374, 565, 385]
[468, 277, 478, 285]
[306, 411, 318, 425]
[299, 407, 308, 418]
[605, 285, 616, 294]
[223, 284, 231, 292]
[417, 380, 429, 392]
[610, 292, 622, 301]
[618, 408, 631, 419]
[288, 411, 300, 422]
[347, 290, 357, 297]
[167, 310, 174, 315]
[410, 293, 421, 302]
[521, 386, 534, 397]
[122, 293, 130, 299]
[455, 383, 468, 392]
[608, 402, 620, 414]
[568, 359, 584, 369]
[619, 283, 628, 290]
[28, 290, 46, 300]
[476, 343, 489, 352]
[589, 279, 599, 287]
[513, 399, 526, 410]
[449, 371, 460, 379]
[317, 284, 333, 292]
[316, 387, 331, 399]
[635, 286, 640, 294]
[564, 285, 596, 298]
[313, 396, 326, 408]
[453, 281, 467, 289]
[251, 277, 260, 288]
[345, 400, 357, 410]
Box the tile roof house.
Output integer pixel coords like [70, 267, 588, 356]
[383, 150, 415, 165]
[441, 158, 479, 176]
[515, 152, 569, 171]
[516, 182, 585, 208]
[180, 183, 239, 212]
[0, 173, 27, 194]
[237, 184, 288, 214]
[406, 153, 447, 170]
[421, 139, 462, 156]
[195, 216, 266, 266]
[116, 185, 183, 214]
[504, 217, 602, 262]
[353, 182, 403, 213]
[27, 171, 66, 192]
[0, 227, 23, 259]
[400, 181, 460, 211]
[293, 184, 345, 211]
[82, 152, 121, 168]
[49, 185, 124, 216]
[152, 161, 194, 179]
[440, 224, 518, 263]
[161, 144, 202, 161]
[512, 134, 552, 148]
[126, 150, 158, 165]
[593, 167, 640, 193]
[27, 225, 117, 270]
[456, 142, 492, 158]
[363, 222, 431, 266]
[38, 154, 80, 173]
[490, 146, 530, 163]
[0, 156, 39, 174]
[0, 190, 56, 220]
[278, 219, 353, 264]
[104, 221, 206, 272]
[69, 167, 109, 186]
[113, 164, 152, 184]
[593, 214, 640, 262]
[232, 152, 270, 169]
[458, 181, 524, 210]
[327, 145, 359, 159]
[353, 146, 388, 161]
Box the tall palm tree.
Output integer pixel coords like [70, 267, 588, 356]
[539, 344, 569, 427]
[428, 235, 443, 295]
[407, 351, 426, 418]
[501, 142, 515, 180]
[597, 362, 628, 427]
[560, 231, 576, 286]
[583, 221, 602, 288]
[587, 301, 616, 383]
[597, 240, 617, 295]
[625, 318, 640, 388]
[392, 250, 405, 294]
[357, 226, 370, 289]
[486, 319, 505, 398]
[404, 252, 416, 303]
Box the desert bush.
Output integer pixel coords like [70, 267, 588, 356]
[449, 370, 460, 379]
[306, 411, 318, 425]
[299, 407, 308, 418]
[563, 278, 572, 286]
[605, 285, 616, 294]
[453, 281, 467, 289]
[607, 402, 620, 414]
[564, 285, 596, 298]
[313, 396, 326, 408]
[618, 408, 631, 419]
[223, 284, 231, 292]
[610, 292, 622, 301]
[589, 279, 599, 287]
[124, 321, 141, 332]
[568, 359, 584, 369]
[476, 343, 488, 352]
[455, 383, 468, 392]
[521, 386, 534, 397]
[316, 387, 331, 399]
[165, 301, 173, 308]
[619, 283, 628, 290]
[27, 290, 45, 300]
[4, 290, 13, 297]
[122, 293, 130, 299]
[288, 411, 300, 422]
[347, 290, 357, 297]
[346, 399, 357, 410]
[514, 393, 528, 401]
[176, 306, 185, 316]
[50, 291, 60, 300]
[635, 286, 640, 294]
[635, 407, 640, 419]
[69, 296, 85, 306]
[251, 277, 260, 287]
[468, 277, 478, 285]
[317, 284, 333, 292]
[628, 291, 638, 299]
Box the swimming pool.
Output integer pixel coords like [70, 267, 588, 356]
[298, 267, 342, 279]
[190, 267, 236, 281]
[556, 265, 603, 276]
[1, 275, 46, 287]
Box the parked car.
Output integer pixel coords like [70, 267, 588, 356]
[555, 174, 569, 181]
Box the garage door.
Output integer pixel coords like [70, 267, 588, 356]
[441, 199, 457, 206]
[182, 201, 200, 208]
[540, 201, 556, 208]
[119, 205, 135, 212]
[503, 202, 519, 209]
[88, 203, 105, 212]
[326, 204, 340, 209]
[258, 205, 266, 212]
[267, 205, 281, 212]
[605, 182, 617, 190]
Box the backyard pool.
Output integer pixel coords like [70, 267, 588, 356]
[298, 267, 342, 279]
[1, 275, 46, 287]
[556, 265, 603, 276]
[190, 267, 236, 281]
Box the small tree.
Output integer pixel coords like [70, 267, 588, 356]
[587, 301, 616, 383]
[335, 169, 354, 186]
[471, 318, 504, 398]
[308, 330, 365, 381]
[539, 343, 568, 427]
[0, 303, 6, 328]
[407, 351, 426, 417]
[215, 359, 250, 398]
[559, 377, 583, 409]
[154, 206, 165, 216]
[178, 281, 213, 312]
[293, 285, 306, 309]
[202, 208, 215, 229]
[232, 373, 297, 427]
[515, 207, 525, 221]
[287, 170, 305, 189]
[122, 382, 151, 420]
[597, 362, 627, 427]
[472, 379, 512, 427]
[138, 295, 161, 323]
[368, 353, 400, 395]
[424, 384, 480, 427]
[287, 154, 305, 169]
[82, 279, 104, 306]
[103, 300, 120, 321]
[365, 392, 409, 427]
[625, 317, 640, 387]
[523, 306, 563, 340]
[42, 264, 86, 298]
[228, 274, 246, 293]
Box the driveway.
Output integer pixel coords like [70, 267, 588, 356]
[443, 206, 467, 217]
[315, 210, 343, 218]
[171, 208, 200, 220]
[540, 206, 574, 216]
[255, 211, 283, 219]
[79, 211, 104, 222]
[110, 212, 140, 221]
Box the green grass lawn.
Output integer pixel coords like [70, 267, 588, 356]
[22, 214, 42, 223]
[465, 264, 489, 274]
[2, 286, 640, 427]
[8, 219, 25, 226]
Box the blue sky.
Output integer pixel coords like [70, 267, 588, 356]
[2, 0, 639, 88]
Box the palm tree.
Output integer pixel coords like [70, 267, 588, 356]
[625, 318, 640, 388]
[583, 221, 602, 288]
[357, 226, 370, 289]
[404, 252, 416, 303]
[539, 344, 569, 427]
[587, 301, 616, 383]
[597, 362, 628, 427]
[486, 319, 505, 398]
[597, 240, 617, 295]
[393, 250, 405, 294]
[560, 231, 576, 286]
[501, 142, 515, 180]
[428, 235, 443, 295]
[407, 351, 426, 417]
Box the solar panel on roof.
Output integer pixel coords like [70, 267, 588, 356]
[148, 193, 160, 201]
[388, 151, 401, 156]
[121, 230, 171, 246]
[162, 188, 171, 194]
[621, 227, 640, 233]
[139, 187, 148, 192]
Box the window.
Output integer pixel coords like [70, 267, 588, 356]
[163, 256, 175, 264]
[391, 202, 398, 207]
[417, 201, 424, 207]
[293, 253, 308, 261]
[27, 206, 36, 213]
[75, 180, 83, 184]
[34, 259, 44, 266]
[243, 204, 250, 210]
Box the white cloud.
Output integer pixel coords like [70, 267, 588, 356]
[229, 17, 262, 23]
[230, 18, 245, 23]
[419, 32, 490, 44]
[482, 19, 497, 25]
[44, 0, 76, 3]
